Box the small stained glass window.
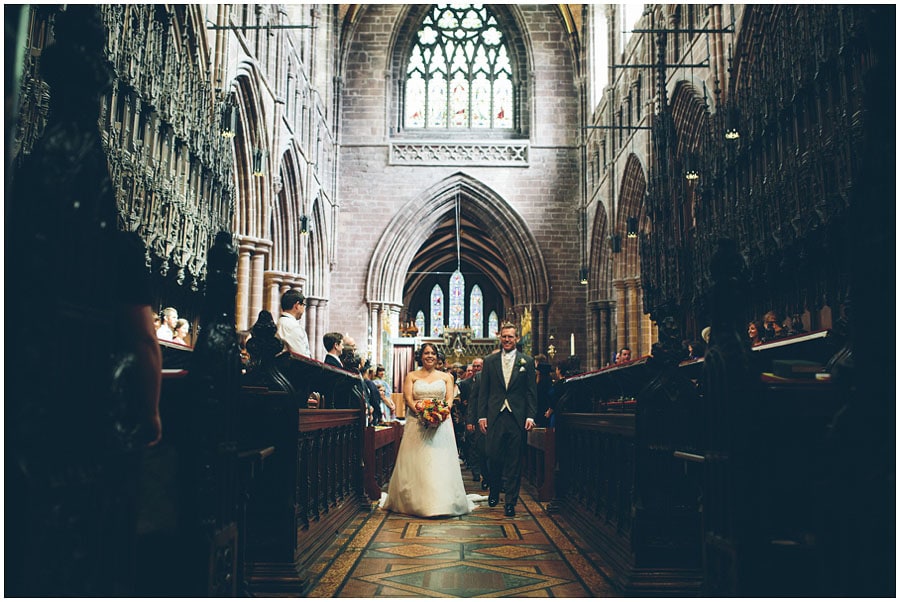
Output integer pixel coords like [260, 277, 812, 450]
[405, 4, 513, 130]
[488, 311, 499, 338]
[430, 284, 444, 336]
[415, 310, 426, 336]
[470, 284, 483, 337]
[448, 270, 465, 328]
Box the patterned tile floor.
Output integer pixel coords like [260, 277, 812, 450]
[300, 470, 618, 598]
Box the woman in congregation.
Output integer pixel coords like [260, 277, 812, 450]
[380, 342, 485, 517]
[172, 318, 191, 346]
[747, 320, 764, 347]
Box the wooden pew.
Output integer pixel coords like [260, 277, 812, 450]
[552, 353, 703, 596]
[134, 233, 245, 597]
[238, 350, 403, 595]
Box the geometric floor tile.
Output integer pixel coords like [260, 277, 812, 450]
[377, 543, 455, 558]
[475, 544, 547, 559]
[406, 522, 517, 541]
[359, 560, 571, 598]
[300, 479, 619, 598]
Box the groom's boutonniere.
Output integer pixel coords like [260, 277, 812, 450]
[518, 357, 527, 372]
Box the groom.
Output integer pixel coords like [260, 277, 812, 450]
[477, 322, 537, 517]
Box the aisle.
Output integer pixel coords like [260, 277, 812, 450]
[303, 472, 618, 598]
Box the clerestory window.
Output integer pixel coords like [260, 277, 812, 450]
[404, 3, 514, 131]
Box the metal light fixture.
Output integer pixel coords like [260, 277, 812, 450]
[252, 148, 267, 177]
[684, 153, 699, 181]
[611, 234, 622, 254]
[626, 216, 638, 238]
[221, 99, 236, 138]
[299, 215, 309, 237]
[579, 267, 589, 285]
[724, 106, 741, 140]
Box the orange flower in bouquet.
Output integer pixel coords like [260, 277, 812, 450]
[419, 397, 451, 428]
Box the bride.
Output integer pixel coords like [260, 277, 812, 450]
[380, 342, 482, 517]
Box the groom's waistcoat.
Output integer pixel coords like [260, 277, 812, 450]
[478, 351, 537, 423]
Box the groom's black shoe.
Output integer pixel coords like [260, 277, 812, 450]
[481, 478, 489, 491]
[488, 491, 499, 507]
[504, 504, 516, 517]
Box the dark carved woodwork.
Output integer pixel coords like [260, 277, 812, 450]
[524, 427, 556, 503]
[238, 353, 370, 595]
[363, 424, 404, 500]
[7, 6, 154, 595]
[641, 6, 891, 339]
[555, 345, 704, 596]
[14, 5, 235, 310]
[134, 232, 243, 597]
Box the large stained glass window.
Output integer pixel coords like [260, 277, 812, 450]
[405, 4, 513, 130]
[430, 284, 445, 336]
[448, 270, 465, 328]
[469, 284, 483, 337]
[488, 311, 499, 338]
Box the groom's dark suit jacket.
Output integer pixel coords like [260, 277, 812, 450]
[476, 350, 537, 427]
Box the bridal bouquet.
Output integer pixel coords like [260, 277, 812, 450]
[418, 398, 451, 428]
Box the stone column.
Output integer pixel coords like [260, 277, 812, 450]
[369, 304, 381, 365]
[315, 298, 327, 352]
[599, 300, 612, 368]
[249, 239, 271, 326]
[628, 278, 642, 357]
[236, 237, 253, 331]
[305, 297, 318, 359]
[614, 279, 627, 354]
[264, 272, 284, 319]
[589, 301, 601, 370]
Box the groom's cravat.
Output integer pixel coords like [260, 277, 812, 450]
[501, 351, 515, 412]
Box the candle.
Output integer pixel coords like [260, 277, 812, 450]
[570, 333, 575, 356]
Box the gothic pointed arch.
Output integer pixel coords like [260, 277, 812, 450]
[366, 173, 549, 311]
[273, 147, 303, 273]
[586, 202, 610, 302]
[614, 153, 647, 282]
[230, 66, 270, 240]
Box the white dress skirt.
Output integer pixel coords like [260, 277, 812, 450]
[380, 379, 482, 517]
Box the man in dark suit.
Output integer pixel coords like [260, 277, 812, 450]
[477, 323, 537, 517]
[323, 332, 344, 367]
[460, 358, 487, 487]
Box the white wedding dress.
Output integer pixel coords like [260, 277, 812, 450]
[380, 379, 482, 517]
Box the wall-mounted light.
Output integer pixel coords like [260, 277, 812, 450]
[626, 216, 638, 238]
[221, 99, 236, 138]
[252, 148, 267, 177]
[579, 267, 589, 285]
[299, 215, 309, 237]
[724, 104, 740, 140]
[684, 153, 699, 181]
[611, 234, 622, 254]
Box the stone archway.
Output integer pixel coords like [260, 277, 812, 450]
[366, 172, 550, 363]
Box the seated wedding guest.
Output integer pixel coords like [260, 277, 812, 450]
[323, 332, 344, 367]
[276, 289, 311, 356]
[748, 320, 764, 347]
[172, 318, 190, 346]
[762, 310, 786, 341]
[687, 339, 706, 360]
[156, 307, 178, 341]
[615, 347, 632, 364]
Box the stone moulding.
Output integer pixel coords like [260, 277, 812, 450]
[389, 141, 529, 166]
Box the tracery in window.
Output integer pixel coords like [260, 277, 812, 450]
[469, 285, 483, 337]
[405, 4, 513, 130]
[488, 311, 499, 338]
[430, 284, 445, 336]
[449, 269, 465, 328]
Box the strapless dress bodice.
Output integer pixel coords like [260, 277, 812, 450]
[413, 379, 446, 401]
